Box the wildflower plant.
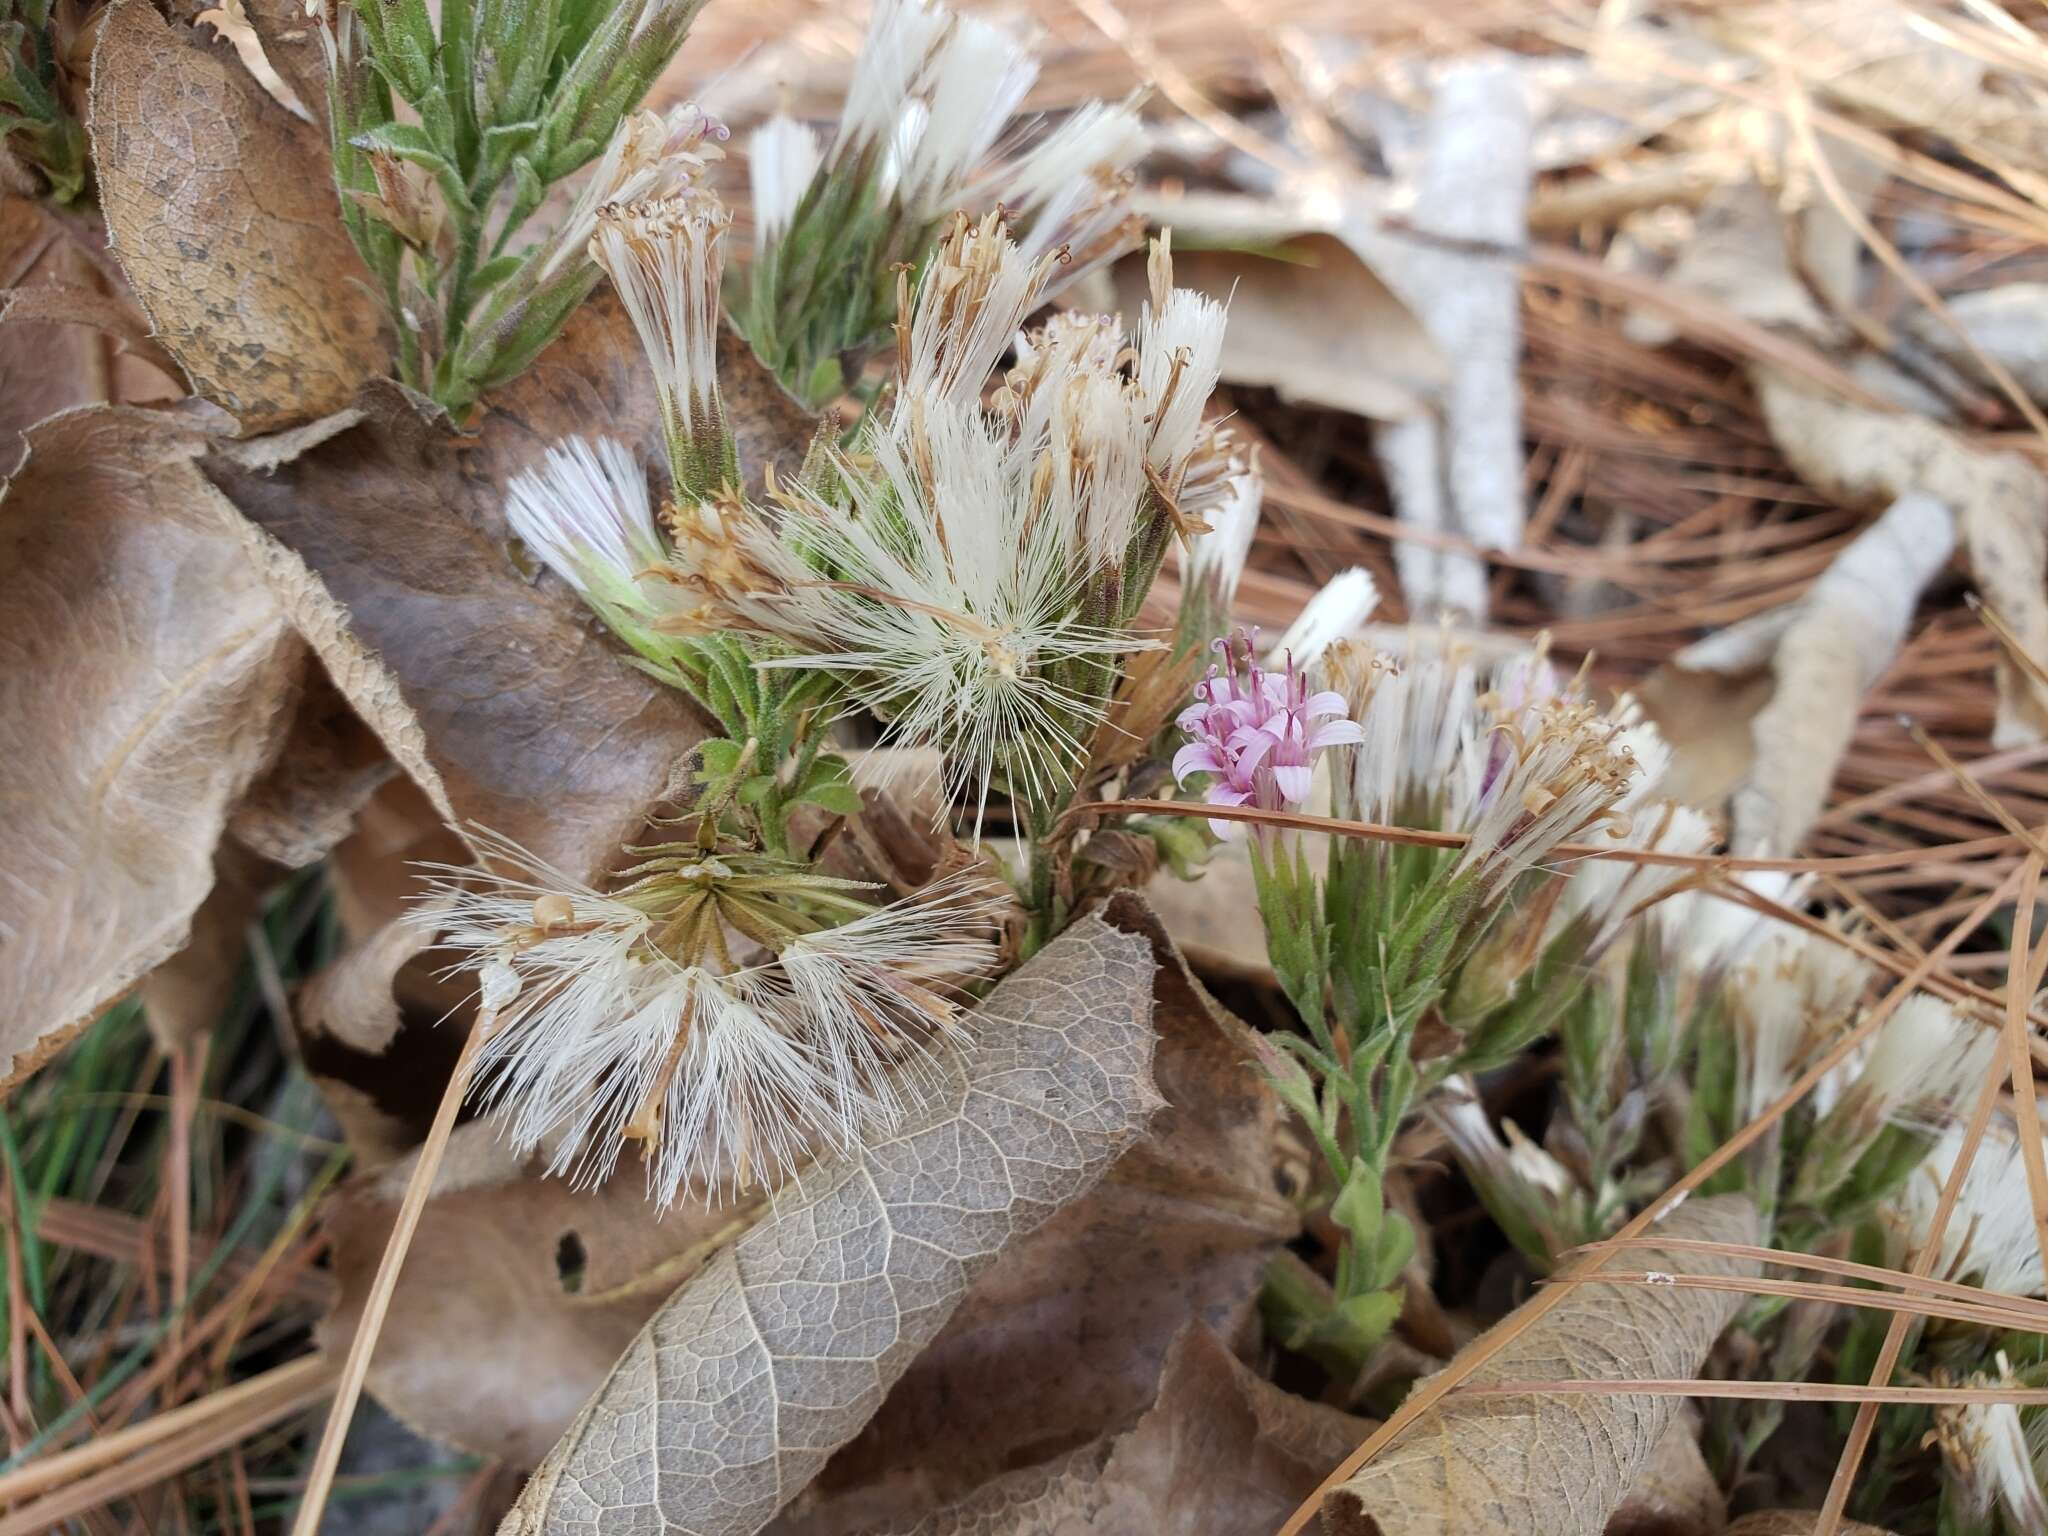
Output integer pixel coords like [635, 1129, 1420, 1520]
[735, 0, 1145, 407]
[311, 0, 714, 416]
[429, 0, 1284, 1210]
[1198, 634, 1679, 1377]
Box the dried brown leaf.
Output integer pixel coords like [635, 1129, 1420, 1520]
[771, 894, 1296, 1535]
[499, 911, 1165, 1536]
[89, 0, 385, 431]
[882, 1324, 1369, 1536]
[1721, 1515, 1897, 1536]
[0, 408, 299, 1091]
[227, 662, 397, 868]
[205, 299, 715, 883]
[1603, 1414, 1724, 1536]
[138, 840, 277, 1053]
[1119, 193, 1448, 422]
[1321, 1194, 1761, 1536]
[322, 1119, 767, 1466]
[0, 196, 158, 443]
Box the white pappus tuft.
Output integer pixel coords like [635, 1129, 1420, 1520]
[1272, 568, 1377, 669]
[416, 837, 1002, 1206]
[589, 192, 732, 487]
[749, 115, 824, 256]
[1893, 1119, 2048, 1297]
[505, 436, 670, 622]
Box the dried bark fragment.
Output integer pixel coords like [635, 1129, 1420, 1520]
[499, 913, 1164, 1536]
[1751, 372, 2048, 746]
[1322, 1195, 1761, 1536]
[0, 408, 299, 1091]
[89, 0, 385, 430]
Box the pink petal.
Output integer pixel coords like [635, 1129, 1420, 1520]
[1172, 741, 1226, 783]
[1308, 719, 1365, 750]
[1226, 729, 1275, 774]
[1302, 690, 1351, 721]
[1273, 765, 1313, 805]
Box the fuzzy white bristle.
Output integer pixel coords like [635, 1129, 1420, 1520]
[1856, 994, 1997, 1128]
[1273, 569, 1377, 668]
[1136, 285, 1228, 484]
[589, 193, 730, 460]
[748, 115, 823, 256]
[1946, 1395, 2048, 1531]
[1895, 1121, 2048, 1297]
[413, 835, 999, 1205]
[754, 397, 1140, 824]
[1184, 468, 1262, 610]
[504, 437, 667, 618]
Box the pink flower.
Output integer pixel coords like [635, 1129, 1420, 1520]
[1173, 629, 1363, 837]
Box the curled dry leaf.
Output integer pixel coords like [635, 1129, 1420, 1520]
[1751, 371, 2048, 747]
[1120, 189, 1448, 423]
[1643, 492, 1954, 856]
[774, 893, 1298, 1535]
[226, 662, 397, 869]
[205, 297, 717, 884]
[0, 408, 299, 1092]
[294, 900, 477, 1164]
[500, 912, 1164, 1536]
[879, 1324, 1369, 1536]
[138, 841, 278, 1054]
[89, 0, 385, 431]
[0, 195, 177, 443]
[1321, 1194, 1760, 1536]
[322, 1118, 769, 1467]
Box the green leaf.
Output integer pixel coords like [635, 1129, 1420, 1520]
[1330, 1163, 1384, 1254]
[1366, 1209, 1416, 1289]
[787, 755, 865, 818]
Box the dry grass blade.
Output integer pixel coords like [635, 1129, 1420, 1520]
[0, 1354, 337, 1536]
[1081, 798, 2022, 874]
[1454, 1381, 2048, 1406]
[287, 1005, 498, 1536]
[1582, 1269, 2048, 1332]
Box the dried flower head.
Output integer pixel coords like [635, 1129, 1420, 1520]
[1937, 1371, 2048, 1532]
[541, 103, 727, 284]
[1894, 1119, 2048, 1296]
[504, 436, 708, 691]
[590, 189, 735, 497]
[748, 115, 824, 256]
[659, 224, 1227, 823]
[1332, 637, 1655, 892]
[1273, 569, 1378, 669]
[420, 836, 1001, 1205]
